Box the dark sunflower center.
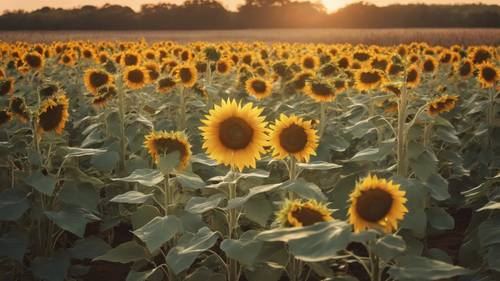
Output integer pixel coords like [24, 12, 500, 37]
[83, 50, 92, 58]
[360, 72, 381, 84]
[63, 56, 71, 63]
[406, 70, 418, 83]
[423, 60, 435, 72]
[251, 80, 267, 94]
[291, 206, 326, 226]
[279, 124, 308, 153]
[89, 72, 109, 88]
[473, 49, 491, 64]
[196, 62, 207, 73]
[459, 62, 471, 76]
[354, 52, 370, 62]
[152, 138, 187, 161]
[355, 188, 393, 223]
[481, 67, 496, 82]
[372, 60, 388, 71]
[217, 62, 228, 73]
[389, 64, 403, 75]
[320, 64, 337, 76]
[303, 57, 315, 69]
[311, 82, 333, 96]
[179, 68, 193, 83]
[218, 117, 254, 150]
[26, 55, 42, 68]
[127, 69, 145, 84]
[40, 85, 58, 97]
[338, 57, 349, 68]
[0, 110, 11, 125]
[440, 53, 451, 63]
[38, 104, 64, 131]
[334, 80, 346, 90]
[147, 68, 159, 80]
[181, 51, 190, 61]
[124, 54, 138, 66]
[10, 97, 26, 114]
[159, 78, 176, 88]
[0, 80, 12, 96]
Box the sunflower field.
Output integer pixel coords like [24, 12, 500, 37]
[0, 40, 498, 281]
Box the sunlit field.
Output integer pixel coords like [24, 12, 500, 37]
[0, 39, 499, 281]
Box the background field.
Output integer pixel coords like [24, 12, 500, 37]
[1, 28, 499, 45]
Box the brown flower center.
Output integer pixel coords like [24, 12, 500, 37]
[356, 188, 393, 223]
[218, 117, 254, 150]
[279, 124, 308, 153]
[311, 82, 334, 97]
[124, 54, 138, 66]
[39, 104, 64, 131]
[25, 54, 42, 68]
[406, 69, 418, 83]
[127, 69, 145, 84]
[481, 67, 496, 82]
[152, 138, 187, 162]
[291, 206, 326, 226]
[251, 79, 267, 94]
[89, 72, 109, 88]
[360, 72, 381, 84]
[179, 68, 193, 83]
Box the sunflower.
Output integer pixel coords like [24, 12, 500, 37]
[305, 79, 336, 102]
[157, 76, 177, 93]
[0, 78, 14, 96]
[355, 69, 385, 91]
[92, 85, 117, 108]
[455, 59, 473, 77]
[216, 58, 233, 75]
[174, 64, 198, 88]
[333, 79, 347, 94]
[59, 52, 76, 66]
[477, 62, 497, 88]
[245, 77, 272, 99]
[292, 71, 313, 90]
[348, 174, 408, 233]
[300, 55, 319, 70]
[469, 47, 492, 65]
[121, 51, 141, 66]
[0, 110, 12, 127]
[427, 95, 459, 117]
[123, 66, 149, 89]
[269, 114, 317, 162]
[9, 97, 29, 123]
[36, 94, 69, 136]
[39, 83, 59, 98]
[200, 99, 268, 171]
[84, 69, 113, 94]
[387, 63, 404, 76]
[276, 199, 333, 227]
[421, 56, 438, 73]
[405, 65, 420, 88]
[144, 131, 192, 170]
[382, 83, 401, 97]
[144, 62, 160, 82]
[24, 52, 44, 70]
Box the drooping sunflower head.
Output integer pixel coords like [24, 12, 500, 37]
[455, 59, 473, 77]
[39, 83, 60, 98]
[245, 77, 273, 99]
[355, 69, 385, 91]
[9, 96, 29, 123]
[24, 51, 44, 70]
[276, 199, 333, 227]
[304, 79, 336, 102]
[157, 76, 177, 94]
[92, 85, 118, 108]
[469, 47, 492, 65]
[124, 66, 149, 89]
[0, 78, 14, 96]
[144, 131, 192, 171]
[387, 62, 404, 76]
[405, 65, 420, 88]
[427, 95, 459, 117]
[269, 114, 317, 162]
[84, 69, 113, 94]
[36, 94, 69, 136]
[348, 174, 408, 233]
[477, 62, 498, 88]
[292, 71, 313, 90]
[174, 64, 198, 88]
[200, 99, 268, 171]
[382, 83, 401, 97]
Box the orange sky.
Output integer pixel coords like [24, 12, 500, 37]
[0, 0, 497, 13]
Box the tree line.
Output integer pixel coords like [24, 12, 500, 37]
[0, 1, 499, 30]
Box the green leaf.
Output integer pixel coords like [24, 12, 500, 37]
[425, 173, 450, 201]
[133, 215, 183, 253]
[244, 196, 274, 227]
[487, 244, 500, 272]
[279, 179, 327, 202]
[91, 151, 119, 171]
[64, 147, 107, 158]
[45, 206, 100, 238]
[374, 235, 406, 262]
[349, 147, 380, 162]
[0, 230, 29, 262]
[166, 227, 219, 274]
[477, 201, 500, 211]
[184, 267, 226, 281]
[434, 126, 460, 144]
[158, 151, 180, 176]
[257, 221, 351, 262]
[112, 169, 164, 187]
[175, 171, 205, 189]
[24, 170, 56, 196]
[191, 153, 218, 166]
[95, 241, 146, 263]
[59, 181, 99, 211]
[410, 151, 437, 181]
[0, 189, 30, 221]
[32, 251, 71, 281]
[110, 191, 153, 204]
[185, 195, 223, 214]
[68, 236, 111, 260]
[388, 255, 471, 281]
[296, 161, 342, 170]
[221, 231, 263, 266]
[478, 216, 500, 247]
[131, 205, 161, 230]
[227, 183, 282, 209]
[126, 268, 162, 281]
[427, 207, 455, 230]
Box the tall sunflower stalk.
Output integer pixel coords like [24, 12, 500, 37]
[178, 86, 187, 130]
[396, 72, 409, 177]
[227, 167, 240, 281]
[318, 102, 327, 139]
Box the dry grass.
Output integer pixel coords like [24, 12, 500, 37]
[1, 28, 499, 45]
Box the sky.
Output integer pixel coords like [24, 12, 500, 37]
[0, 0, 497, 13]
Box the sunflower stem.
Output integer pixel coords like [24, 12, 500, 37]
[423, 120, 433, 149]
[227, 167, 239, 281]
[396, 77, 409, 177]
[117, 79, 127, 176]
[318, 102, 327, 139]
[288, 156, 297, 199]
[179, 87, 187, 131]
[369, 245, 381, 281]
[488, 86, 496, 129]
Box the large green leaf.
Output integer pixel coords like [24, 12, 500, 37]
[68, 236, 111, 260]
[175, 171, 205, 189]
[94, 241, 146, 263]
[257, 221, 351, 262]
[112, 169, 164, 187]
[59, 181, 99, 211]
[0, 189, 30, 221]
[185, 195, 223, 214]
[45, 206, 100, 238]
[166, 227, 219, 274]
[388, 255, 471, 280]
[296, 161, 342, 170]
[126, 268, 162, 281]
[64, 147, 107, 158]
[427, 207, 454, 230]
[32, 251, 71, 281]
[220, 231, 263, 266]
[184, 267, 226, 281]
[24, 170, 56, 196]
[132, 215, 183, 253]
[131, 205, 161, 229]
[110, 191, 153, 204]
[279, 179, 327, 202]
[158, 151, 180, 176]
[373, 235, 406, 262]
[424, 173, 450, 201]
[0, 230, 29, 262]
[227, 183, 282, 209]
